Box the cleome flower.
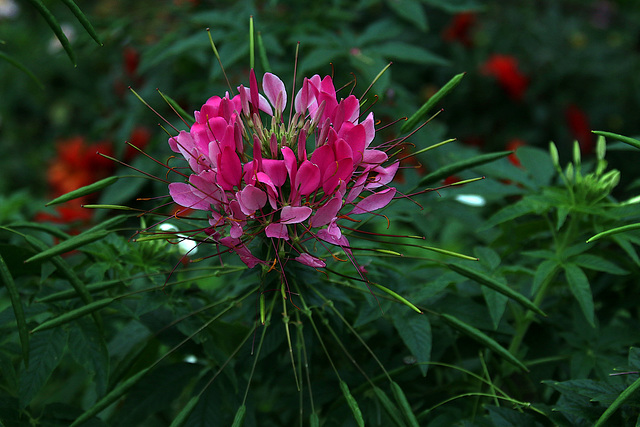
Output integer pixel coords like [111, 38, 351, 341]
[168, 70, 399, 270]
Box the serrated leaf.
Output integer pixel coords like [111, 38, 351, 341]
[482, 286, 508, 330]
[563, 264, 595, 327]
[69, 318, 109, 397]
[24, 229, 110, 264]
[19, 328, 68, 408]
[0, 254, 29, 368]
[390, 381, 419, 427]
[402, 72, 465, 134]
[441, 313, 529, 372]
[340, 381, 365, 427]
[532, 259, 560, 295]
[391, 313, 431, 376]
[572, 254, 628, 275]
[385, 0, 428, 31]
[446, 262, 545, 316]
[420, 151, 512, 187]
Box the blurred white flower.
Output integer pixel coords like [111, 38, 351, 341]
[455, 194, 486, 207]
[159, 223, 198, 255]
[48, 23, 76, 54]
[0, 0, 18, 19]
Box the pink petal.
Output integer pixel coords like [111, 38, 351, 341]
[362, 112, 376, 147]
[362, 149, 388, 166]
[169, 182, 211, 210]
[365, 162, 399, 190]
[262, 159, 287, 187]
[220, 237, 263, 268]
[237, 184, 267, 215]
[281, 146, 298, 185]
[263, 72, 287, 113]
[295, 253, 326, 268]
[309, 196, 343, 227]
[217, 146, 242, 190]
[349, 187, 396, 215]
[295, 161, 320, 195]
[265, 223, 289, 240]
[280, 206, 312, 224]
[341, 124, 366, 165]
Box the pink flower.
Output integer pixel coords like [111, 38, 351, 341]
[168, 70, 398, 269]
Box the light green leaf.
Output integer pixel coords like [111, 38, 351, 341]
[441, 313, 528, 372]
[564, 264, 595, 327]
[587, 223, 640, 243]
[593, 131, 640, 150]
[391, 313, 431, 376]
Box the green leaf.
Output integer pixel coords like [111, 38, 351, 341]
[390, 381, 420, 427]
[441, 313, 529, 372]
[593, 131, 640, 150]
[419, 151, 512, 187]
[37, 278, 123, 303]
[385, 0, 428, 32]
[0, 254, 29, 368]
[68, 318, 110, 397]
[564, 264, 595, 327]
[340, 380, 365, 427]
[31, 297, 115, 333]
[373, 387, 406, 427]
[24, 229, 110, 264]
[482, 286, 508, 330]
[46, 176, 120, 206]
[25, 0, 76, 65]
[376, 42, 449, 66]
[370, 282, 422, 314]
[572, 254, 628, 275]
[532, 259, 560, 295]
[170, 395, 200, 427]
[59, 0, 102, 46]
[482, 198, 538, 230]
[391, 313, 431, 376]
[595, 376, 640, 427]
[19, 328, 68, 408]
[0, 51, 44, 89]
[422, 0, 484, 12]
[446, 262, 545, 316]
[310, 412, 320, 427]
[402, 72, 465, 134]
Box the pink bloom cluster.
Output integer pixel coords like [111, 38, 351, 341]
[168, 70, 398, 268]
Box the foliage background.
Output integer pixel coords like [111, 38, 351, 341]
[2, 0, 640, 426]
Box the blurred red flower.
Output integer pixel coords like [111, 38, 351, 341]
[565, 104, 594, 154]
[442, 12, 477, 47]
[480, 54, 529, 101]
[506, 139, 527, 167]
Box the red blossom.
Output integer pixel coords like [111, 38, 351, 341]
[565, 104, 594, 155]
[442, 12, 477, 47]
[480, 54, 529, 101]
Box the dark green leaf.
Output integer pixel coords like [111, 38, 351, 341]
[25, 0, 76, 65]
[595, 376, 640, 427]
[340, 380, 365, 427]
[385, 0, 428, 31]
[532, 259, 560, 295]
[31, 297, 115, 333]
[0, 254, 29, 368]
[170, 395, 200, 427]
[447, 262, 545, 316]
[373, 387, 406, 427]
[0, 51, 44, 89]
[19, 328, 68, 408]
[572, 254, 628, 275]
[69, 318, 110, 397]
[391, 313, 431, 376]
[563, 264, 595, 327]
[59, 0, 103, 45]
[376, 42, 449, 66]
[441, 313, 529, 372]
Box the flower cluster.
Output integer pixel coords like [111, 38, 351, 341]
[168, 70, 399, 269]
